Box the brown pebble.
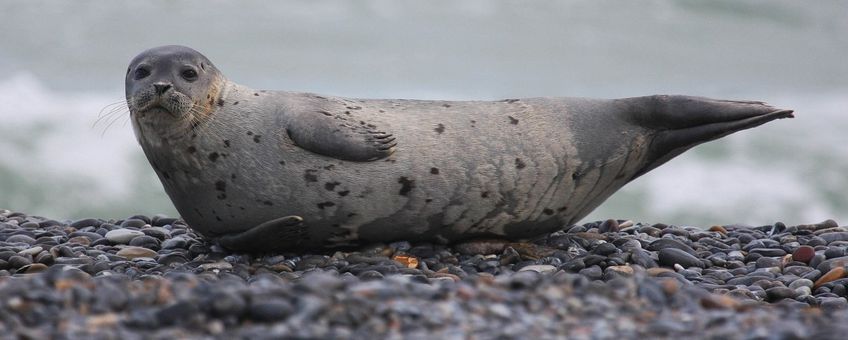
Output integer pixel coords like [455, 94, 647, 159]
[708, 225, 728, 235]
[700, 294, 739, 309]
[20, 263, 48, 274]
[67, 236, 92, 246]
[659, 278, 679, 295]
[607, 265, 634, 276]
[116, 246, 157, 259]
[646, 267, 674, 276]
[814, 266, 846, 288]
[792, 245, 816, 264]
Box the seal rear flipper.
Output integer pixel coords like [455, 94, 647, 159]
[286, 108, 397, 162]
[628, 95, 794, 179]
[216, 215, 307, 252]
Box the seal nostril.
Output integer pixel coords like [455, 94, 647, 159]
[154, 83, 172, 95]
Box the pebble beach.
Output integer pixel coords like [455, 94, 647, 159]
[2, 208, 848, 339]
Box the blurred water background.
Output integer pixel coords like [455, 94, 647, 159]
[0, 0, 845, 227]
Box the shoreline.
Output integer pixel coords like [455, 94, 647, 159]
[1, 209, 847, 338]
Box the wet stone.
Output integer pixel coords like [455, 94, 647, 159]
[658, 248, 703, 268]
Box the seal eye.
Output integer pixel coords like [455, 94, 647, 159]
[134, 67, 150, 80]
[181, 69, 198, 81]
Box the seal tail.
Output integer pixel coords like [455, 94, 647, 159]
[626, 95, 794, 179]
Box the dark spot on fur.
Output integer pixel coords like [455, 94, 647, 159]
[430, 167, 440, 175]
[379, 109, 385, 113]
[515, 158, 526, 169]
[231, 173, 236, 180]
[346, 105, 361, 110]
[263, 201, 273, 206]
[279, 160, 286, 166]
[503, 99, 519, 103]
[425, 198, 433, 203]
[304, 169, 318, 182]
[217, 99, 224, 107]
[325, 182, 340, 191]
[572, 173, 579, 180]
[208, 152, 220, 162]
[398, 177, 415, 196]
[319, 110, 332, 117]
[338, 190, 350, 197]
[434, 123, 445, 134]
[253, 135, 262, 143]
[347, 212, 357, 217]
[324, 164, 335, 170]
[233, 101, 239, 105]
[215, 216, 222, 222]
[223, 140, 230, 147]
[246, 131, 253, 136]
[317, 201, 336, 209]
[543, 208, 554, 215]
[193, 208, 204, 218]
[240, 206, 246, 210]
[254, 93, 259, 96]
[558, 206, 568, 212]
[508, 116, 519, 125]
[442, 103, 451, 108]
[481, 191, 489, 198]
[217, 193, 227, 200]
[187, 146, 196, 154]
[366, 124, 376, 128]
[215, 180, 226, 192]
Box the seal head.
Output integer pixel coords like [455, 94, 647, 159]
[126, 45, 225, 138]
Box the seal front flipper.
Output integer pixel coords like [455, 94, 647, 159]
[286, 107, 397, 162]
[216, 215, 307, 251]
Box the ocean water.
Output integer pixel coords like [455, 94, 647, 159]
[0, 0, 845, 226]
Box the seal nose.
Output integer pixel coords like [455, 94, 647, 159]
[153, 83, 172, 95]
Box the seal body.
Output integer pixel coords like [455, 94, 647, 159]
[127, 45, 793, 251]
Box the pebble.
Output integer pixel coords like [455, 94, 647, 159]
[792, 246, 815, 263]
[115, 246, 158, 259]
[658, 248, 704, 268]
[105, 229, 145, 244]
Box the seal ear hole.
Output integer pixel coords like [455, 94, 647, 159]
[200, 62, 206, 70]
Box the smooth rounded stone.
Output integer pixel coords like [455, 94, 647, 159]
[5, 234, 36, 245]
[814, 267, 846, 288]
[727, 250, 745, 262]
[630, 249, 657, 268]
[357, 270, 385, 281]
[141, 227, 170, 240]
[18, 246, 43, 257]
[819, 297, 848, 310]
[206, 291, 247, 317]
[658, 248, 703, 268]
[824, 247, 845, 259]
[766, 286, 798, 301]
[7, 255, 32, 268]
[820, 232, 848, 244]
[119, 218, 148, 229]
[598, 219, 619, 233]
[19, 263, 48, 274]
[454, 239, 508, 255]
[815, 255, 848, 273]
[810, 254, 827, 270]
[19, 221, 40, 229]
[200, 261, 233, 271]
[518, 264, 557, 274]
[755, 256, 781, 268]
[69, 218, 102, 229]
[591, 242, 618, 256]
[160, 237, 188, 250]
[792, 245, 816, 263]
[115, 246, 158, 260]
[129, 235, 161, 249]
[35, 252, 54, 265]
[795, 286, 813, 297]
[784, 266, 814, 277]
[105, 229, 145, 244]
[579, 265, 603, 281]
[647, 238, 696, 255]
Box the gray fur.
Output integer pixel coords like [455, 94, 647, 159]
[127, 45, 793, 252]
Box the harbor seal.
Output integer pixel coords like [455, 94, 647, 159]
[126, 45, 793, 252]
